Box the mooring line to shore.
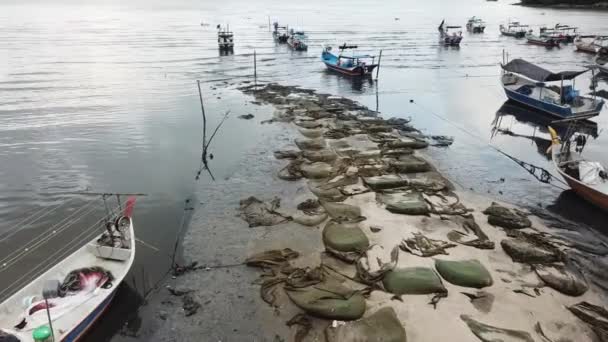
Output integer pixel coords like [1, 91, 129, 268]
[409, 100, 569, 191]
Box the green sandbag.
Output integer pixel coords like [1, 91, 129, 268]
[388, 155, 431, 173]
[286, 280, 366, 320]
[323, 221, 370, 252]
[435, 259, 493, 289]
[379, 192, 429, 215]
[383, 267, 446, 295]
[326, 307, 407, 342]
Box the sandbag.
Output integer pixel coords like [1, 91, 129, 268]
[460, 315, 534, 342]
[295, 138, 326, 151]
[387, 155, 431, 173]
[308, 181, 346, 202]
[534, 264, 588, 296]
[568, 302, 608, 339]
[401, 172, 447, 192]
[323, 221, 370, 253]
[300, 162, 333, 179]
[239, 196, 289, 227]
[295, 121, 322, 129]
[322, 202, 363, 221]
[299, 128, 323, 138]
[435, 259, 493, 289]
[303, 149, 337, 162]
[274, 150, 302, 160]
[286, 280, 366, 320]
[363, 175, 408, 190]
[385, 138, 428, 150]
[483, 202, 531, 229]
[379, 192, 429, 215]
[383, 267, 446, 295]
[501, 239, 560, 264]
[292, 212, 328, 226]
[326, 307, 407, 342]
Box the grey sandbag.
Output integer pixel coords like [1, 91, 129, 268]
[568, 301, 608, 339]
[534, 264, 588, 296]
[379, 192, 429, 215]
[299, 127, 323, 138]
[385, 138, 428, 150]
[401, 172, 447, 192]
[460, 315, 534, 342]
[323, 221, 370, 253]
[292, 212, 328, 226]
[286, 280, 366, 320]
[388, 155, 431, 173]
[295, 137, 326, 151]
[308, 181, 346, 202]
[435, 259, 493, 289]
[382, 267, 446, 295]
[363, 175, 408, 190]
[501, 239, 560, 264]
[483, 202, 531, 229]
[326, 307, 407, 342]
[300, 162, 333, 179]
[274, 150, 302, 160]
[322, 202, 363, 221]
[303, 149, 337, 162]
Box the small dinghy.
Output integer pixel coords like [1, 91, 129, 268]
[0, 197, 137, 341]
[466, 17, 486, 33]
[321, 44, 379, 77]
[500, 57, 604, 119]
[526, 32, 560, 47]
[287, 30, 308, 51]
[540, 24, 577, 43]
[575, 35, 608, 54]
[438, 20, 463, 46]
[549, 125, 608, 212]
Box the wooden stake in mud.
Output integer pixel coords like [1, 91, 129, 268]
[376, 49, 383, 80]
[254, 49, 257, 90]
[197, 80, 207, 150]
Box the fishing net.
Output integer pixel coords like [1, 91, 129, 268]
[59, 266, 114, 295]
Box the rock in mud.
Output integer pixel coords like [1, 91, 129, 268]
[285, 279, 366, 321]
[379, 191, 429, 215]
[274, 149, 302, 160]
[483, 202, 531, 229]
[321, 201, 364, 222]
[534, 263, 588, 296]
[568, 301, 608, 340]
[387, 155, 431, 173]
[295, 137, 326, 151]
[239, 196, 290, 227]
[382, 267, 447, 295]
[300, 162, 333, 179]
[323, 221, 370, 262]
[460, 315, 534, 342]
[303, 149, 337, 162]
[435, 259, 493, 289]
[298, 128, 323, 138]
[363, 174, 409, 190]
[501, 238, 560, 264]
[325, 307, 407, 342]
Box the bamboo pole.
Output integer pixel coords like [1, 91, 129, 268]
[197, 80, 207, 149]
[376, 49, 383, 80]
[254, 50, 257, 90]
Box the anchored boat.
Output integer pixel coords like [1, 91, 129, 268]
[321, 44, 379, 77]
[526, 32, 560, 47]
[272, 22, 289, 43]
[287, 30, 308, 51]
[549, 125, 608, 212]
[217, 25, 234, 50]
[466, 17, 486, 33]
[500, 58, 605, 119]
[500, 20, 528, 38]
[540, 24, 578, 43]
[575, 35, 608, 54]
[0, 197, 137, 341]
[438, 20, 462, 46]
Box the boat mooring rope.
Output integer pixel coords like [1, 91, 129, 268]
[409, 100, 569, 191]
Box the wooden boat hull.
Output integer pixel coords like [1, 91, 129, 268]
[527, 38, 559, 47]
[323, 62, 376, 76]
[502, 86, 603, 118]
[501, 31, 526, 38]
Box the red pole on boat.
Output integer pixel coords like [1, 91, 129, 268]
[123, 196, 137, 218]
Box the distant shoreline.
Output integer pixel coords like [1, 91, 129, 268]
[512, 1, 608, 10]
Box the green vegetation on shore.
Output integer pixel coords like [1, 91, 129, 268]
[518, 0, 608, 9]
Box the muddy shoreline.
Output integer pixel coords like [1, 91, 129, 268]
[139, 83, 608, 342]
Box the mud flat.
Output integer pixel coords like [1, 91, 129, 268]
[144, 83, 608, 342]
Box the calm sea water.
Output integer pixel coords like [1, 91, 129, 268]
[1, 0, 608, 339]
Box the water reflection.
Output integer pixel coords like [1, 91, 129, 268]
[219, 48, 235, 56]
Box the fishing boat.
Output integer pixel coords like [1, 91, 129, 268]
[466, 17, 486, 33]
[321, 44, 379, 77]
[575, 35, 608, 54]
[526, 32, 560, 47]
[0, 197, 137, 341]
[287, 30, 308, 51]
[438, 20, 463, 46]
[272, 22, 289, 43]
[540, 24, 577, 43]
[501, 58, 605, 118]
[500, 20, 528, 38]
[549, 125, 608, 212]
[217, 25, 234, 50]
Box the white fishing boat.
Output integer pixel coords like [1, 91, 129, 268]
[217, 24, 234, 50]
[466, 17, 486, 33]
[499, 20, 528, 38]
[0, 197, 137, 342]
[438, 20, 463, 46]
[575, 35, 608, 54]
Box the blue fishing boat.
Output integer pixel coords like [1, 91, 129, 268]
[501, 58, 604, 119]
[321, 44, 379, 77]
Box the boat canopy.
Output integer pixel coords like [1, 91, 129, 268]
[502, 59, 589, 82]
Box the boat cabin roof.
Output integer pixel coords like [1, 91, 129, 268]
[502, 58, 589, 82]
